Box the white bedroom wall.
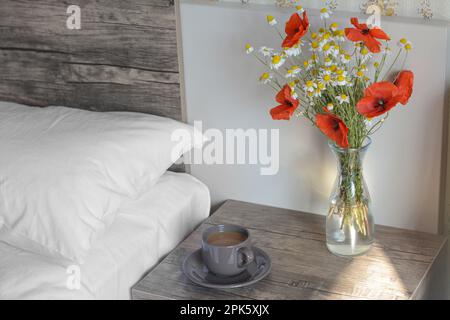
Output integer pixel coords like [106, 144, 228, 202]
[179, 0, 450, 233]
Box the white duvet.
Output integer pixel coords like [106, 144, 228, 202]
[0, 172, 210, 300]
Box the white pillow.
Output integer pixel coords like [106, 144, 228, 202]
[0, 102, 197, 263]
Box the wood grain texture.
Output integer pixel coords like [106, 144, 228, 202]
[0, 0, 182, 120]
[132, 200, 447, 300]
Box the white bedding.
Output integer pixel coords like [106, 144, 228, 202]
[0, 101, 200, 263]
[0, 172, 210, 300]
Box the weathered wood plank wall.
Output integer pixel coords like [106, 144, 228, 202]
[0, 0, 182, 120]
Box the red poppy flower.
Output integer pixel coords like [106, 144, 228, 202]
[282, 12, 309, 49]
[270, 85, 299, 120]
[395, 70, 414, 105]
[345, 18, 390, 53]
[356, 82, 402, 118]
[316, 114, 349, 148]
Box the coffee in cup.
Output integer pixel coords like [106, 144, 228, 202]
[201, 224, 255, 277]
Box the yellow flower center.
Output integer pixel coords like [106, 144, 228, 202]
[320, 8, 328, 13]
[336, 69, 344, 75]
[361, 48, 369, 55]
[337, 75, 345, 82]
[334, 30, 345, 37]
[330, 23, 338, 30]
[400, 38, 408, 44]
[303, 60, 309, 67]
[311, 32, 318, 39]
[344, 54, 351, 60]
[245, 44, 252, 50]
[266, 15, 274, 23]
[306, 81, 314, 87]
[260, 73, 270, 80]
[272, 55, 281, 64]
[323, 75, 331, 82]
[341, 94, 348, 100]
[323, 44, 331, 51]
[311, 42, 319, 49]
[405, 44, 412, 50]
[357, 71, 364, 77]
[374, 62, 380, 68]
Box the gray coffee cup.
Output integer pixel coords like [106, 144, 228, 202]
[201, 224, 255, 277]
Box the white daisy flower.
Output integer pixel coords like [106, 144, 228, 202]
[259, 72, 273, 84]
[320, 73, 332, 85]
[303, 60, 312, 71]
[287, 81, 299, 99]
[259, 46, 274, 57]
[360, 48, 372, 63]
[320, 33, 332, 44]
[336, 94, 350, 104]
[340, 54, 351, 64]
[310, 41, 319, 52]
[354, 68, 365, 78]
[310, 54, 319, 63]
[334, 75, 348, 86]
[304, 80, 317, 93]
[245, 44, 254, 54]
[398, 38, 413, 51]
[324, 57, 334, 67]
[322, 43, 332, 55]
[335, 69, 348, 78]
[266, 15, 277, 27]
[284, 44, 302, 57]
[326, 103, 334, 111]
[333, 30, 346, 42]
[313, 88, 323, 98]
[330, 45, 340, 57]
[285, 65, 301, 78]
[320, 7, 331, 19]
[295, 5, 305, 14]
[270, 54, 286, 70]
[329, 23, 339, 32]
[321, 67, 334, 76]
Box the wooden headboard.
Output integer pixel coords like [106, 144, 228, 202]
[0, 0, 184, 121]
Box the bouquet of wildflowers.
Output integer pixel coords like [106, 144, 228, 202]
[245, 4, 414, 237]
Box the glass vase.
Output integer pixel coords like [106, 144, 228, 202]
[326, 138, 374, 257]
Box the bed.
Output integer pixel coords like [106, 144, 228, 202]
[0, 172, 210, 300]
[0, 0, 208, 299]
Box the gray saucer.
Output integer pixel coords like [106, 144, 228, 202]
[182, 247, 271, 289]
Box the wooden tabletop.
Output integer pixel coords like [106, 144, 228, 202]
[132, 200, 447, 300]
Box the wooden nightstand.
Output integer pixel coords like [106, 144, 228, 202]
[132, 200, 447, 300]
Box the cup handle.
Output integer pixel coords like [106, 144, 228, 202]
[237, 247, 255, 268]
